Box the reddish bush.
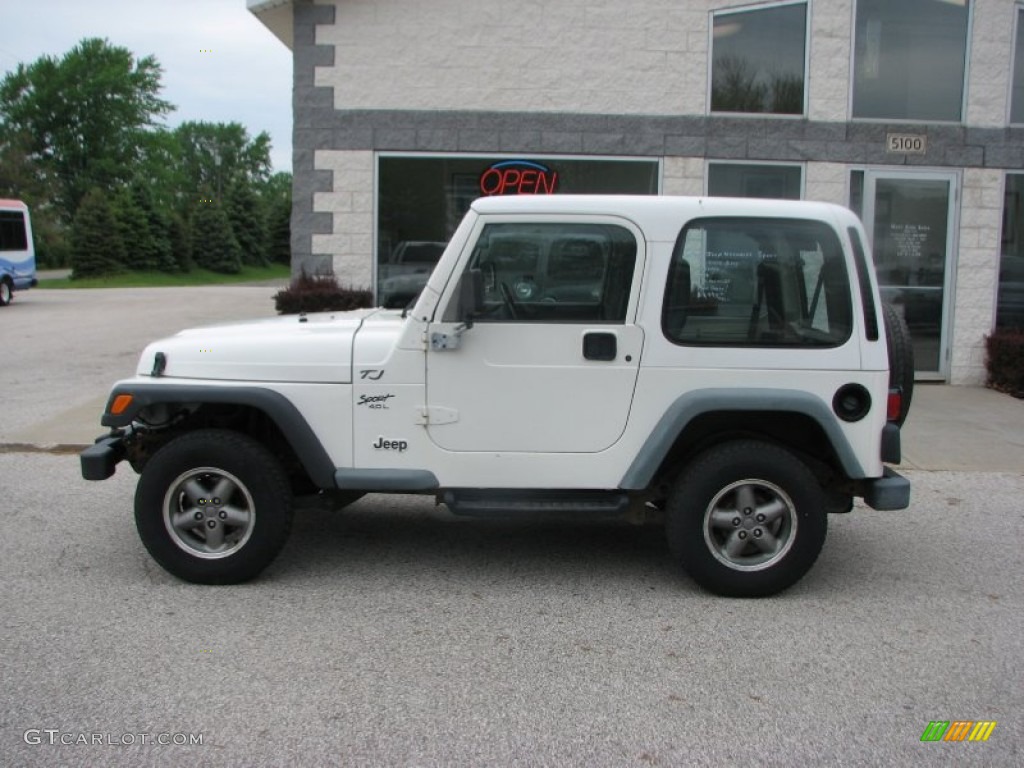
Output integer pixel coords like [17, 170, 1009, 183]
[985, 327, 1024, 398]
[273, 271, 373, 315]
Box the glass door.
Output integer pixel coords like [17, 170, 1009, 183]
[862, 171, 958, 380]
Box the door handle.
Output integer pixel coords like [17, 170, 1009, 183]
[583, 331, 617, 361]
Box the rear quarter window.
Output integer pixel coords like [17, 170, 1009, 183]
[663, 217, 853, 347]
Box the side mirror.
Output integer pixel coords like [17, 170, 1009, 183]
[459, 268, 484, 328]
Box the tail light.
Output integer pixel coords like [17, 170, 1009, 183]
[886, 388, 902, 422]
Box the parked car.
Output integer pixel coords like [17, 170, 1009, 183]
[378, 240, 446, 308]
[0, 199, 37, 306]
[82, 195, 912, 597]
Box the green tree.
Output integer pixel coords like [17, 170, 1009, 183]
[227, 180, 268, 266]
[71, 189, 125, 278]
[267, 196, 291, 266]
[0, 38, 173, 222]
[173, 121, 271, 215]
[135, 128, 187, 215]
[167, 213, 192, 273]
[190, 193, 242, 274]
[258, 171, 292, 206]
[0, 129, 67, 266]
[258, 172, 292, 265]
[130, 182, 176, 272]
[112, 185, 156, 271]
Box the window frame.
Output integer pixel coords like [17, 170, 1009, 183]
[374, 152, 663, 305]
[1008, 3, 1024, 126]
[704, 160, 806, 200]
[848, 0, 974, 125]
[707, 0, 811, 119]
[438, 214, 647, 326]
[997, 171, 1024, 330]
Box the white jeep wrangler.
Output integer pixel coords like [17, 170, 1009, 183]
[81, 195, 912, 596]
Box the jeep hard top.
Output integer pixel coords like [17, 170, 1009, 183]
[81, 195, 911, 596]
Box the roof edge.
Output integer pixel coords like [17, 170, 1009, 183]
[247, 0, 293, 50]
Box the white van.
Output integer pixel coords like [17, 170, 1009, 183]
[0, 199, 38, 306]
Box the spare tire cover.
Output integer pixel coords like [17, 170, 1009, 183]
[882, 301, 914, 426]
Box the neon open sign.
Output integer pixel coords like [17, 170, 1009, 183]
[479, 160, 559, 196]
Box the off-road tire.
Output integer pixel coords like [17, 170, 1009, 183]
[666, 440, 827, 597]
[135, 429, 293, 584]
[882, 301, 914, 425]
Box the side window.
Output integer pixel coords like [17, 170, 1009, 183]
[663, 218, 852, 347]
[448, 222, 638, 323]
[0, 211, 28, 251]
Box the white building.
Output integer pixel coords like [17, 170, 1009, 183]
[249, 0, 1024, 384]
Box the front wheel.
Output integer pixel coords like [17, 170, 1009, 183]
[665, 440, 827, 597]
[135, 429, 293, 584]
[0, 279, 12, 306]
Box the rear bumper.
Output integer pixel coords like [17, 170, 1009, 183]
[12, 275, 37, 290]
[80, 433, 127, 481]
[862, 467, 911, 510]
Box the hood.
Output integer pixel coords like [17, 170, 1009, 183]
[136, 309, 381, 383]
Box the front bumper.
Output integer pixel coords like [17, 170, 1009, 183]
[80, 432, 127, 481]
[862, 467, 911, 510]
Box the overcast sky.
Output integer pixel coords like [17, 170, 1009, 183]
[0, 0, 293, 171]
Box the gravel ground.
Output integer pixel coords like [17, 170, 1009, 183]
[0, 455, 1021, 767]
[0, 286, 280, 442]
[1, 284, 1021, 766]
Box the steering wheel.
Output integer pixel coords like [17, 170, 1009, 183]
[499, 281, 520, 320]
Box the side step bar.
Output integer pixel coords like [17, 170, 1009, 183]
[442, 489, 631, 518]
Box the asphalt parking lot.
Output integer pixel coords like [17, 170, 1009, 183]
[1, 286, 1022, 766]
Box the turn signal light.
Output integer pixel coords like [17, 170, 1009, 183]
[110, 394, 134, 415]
[887, 389, 902, 422]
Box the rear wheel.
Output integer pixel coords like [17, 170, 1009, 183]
[0, 279, 12, 306]
[135, 429, 293, 584]
[882, 301, 914, 425]
[666, 440, 827, 597]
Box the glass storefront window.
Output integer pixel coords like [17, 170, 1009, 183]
[1011, 7, 1024, 124]
[376, 156, 659, 307]
[852, 0, 970, 122]
[866, 174, 955, 375]
[707, 162, 803, 199]
[710, 1, 807, 116]
[999, 174, 1024, 329]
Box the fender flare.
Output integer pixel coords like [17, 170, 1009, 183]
[101, 383, 337, 489]
[618, 388, 866, 491]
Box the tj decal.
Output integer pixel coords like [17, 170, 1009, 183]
[360, 369, 384, 380]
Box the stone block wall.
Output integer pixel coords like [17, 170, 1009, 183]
[286, 0, 1024, 383]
